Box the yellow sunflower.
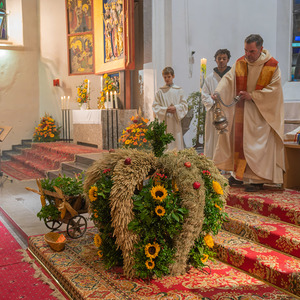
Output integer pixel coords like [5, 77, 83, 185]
[97, 250, 103, 258]
[145, 259, 155, 270]
[151, 185, 168, 202]
[201, 254, 209, 263]
[213, 181, 223, 195]
[89, 186, 98, 202]
[155, 205, 165, 217]
[94, 234, 102, 248]
[145, 242, 160, 259]
[204, 234, 214, 248]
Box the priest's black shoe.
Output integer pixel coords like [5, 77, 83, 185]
[228, 176, 243, 187]
[244, 183, 264, 192]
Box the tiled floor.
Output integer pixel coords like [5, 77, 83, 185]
[0, 176, 93, 248]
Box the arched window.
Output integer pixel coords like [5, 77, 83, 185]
[0, 0, 7, 40]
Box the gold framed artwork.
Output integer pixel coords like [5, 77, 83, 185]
[94, 0, 135, 74]
[66, 0, 94, 75]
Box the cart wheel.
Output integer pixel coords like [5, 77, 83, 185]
[67, 215, 87, 239]
[44, 218, 62, 230]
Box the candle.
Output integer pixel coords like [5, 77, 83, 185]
[114, 91, 118, 109]
[87, 80, 90, 94]
[64, 96, 66, 110]
[106, 91, 109, 108]
[100, 76, 103, 91]
[67, 96, 70, 109]
[61, 96, 63, 110]
[201, 58, 207, 66]
[110, 91, 112, 103]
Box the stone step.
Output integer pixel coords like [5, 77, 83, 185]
[223, 206, 300, 258]
[214, 230, 300, 296]
[227, 187, 300, 226]
[47, 152, 105, 180]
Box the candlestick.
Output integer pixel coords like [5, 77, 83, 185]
[114, 91, 118, 109]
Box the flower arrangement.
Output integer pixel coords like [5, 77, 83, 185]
[33, 113, 60, 142]
[77, 79, 90, 105]
[84, 120, 229, 280]
[119, 115, 150, 149]
[98, 73, 118, 109]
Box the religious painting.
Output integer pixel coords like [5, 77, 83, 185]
[68, 34, 94, 74]
[67, 0, 93, 34]
[94, 0, 135, 74]
[103, 0, 124, 63]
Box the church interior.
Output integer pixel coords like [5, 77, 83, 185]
[0, 0, 300, 299]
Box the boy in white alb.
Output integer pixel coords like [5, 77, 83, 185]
[152, 67, 188, 150]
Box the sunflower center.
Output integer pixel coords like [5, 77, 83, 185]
[149, 246, 156, 255]
[148, 261, 153, 267]
[157, 209, 162, 214]
[155, 191, 164, 197]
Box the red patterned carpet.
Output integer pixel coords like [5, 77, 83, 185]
[28, 227, 297, 300]
[214, 186, 300, 297]
[1, 142, 103, 181]
[0, 220, 66, 299]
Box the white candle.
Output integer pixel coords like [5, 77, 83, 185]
[114, 91, 118, 109]
[61, 96, 63, 110]
[87, 80, 90, 94]
[64, 96, 66, 110]
[201, 58, 207, 66]
[67, 96, 70, 109]
[106, 92, 109, 108]
[100, 76, 103, 91]
[110, 91, 113, 103]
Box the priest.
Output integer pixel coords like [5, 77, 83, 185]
[212, 34, 285, 192]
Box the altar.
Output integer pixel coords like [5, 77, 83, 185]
[72, 109, 137, 150]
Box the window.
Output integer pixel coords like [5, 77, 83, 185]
[0, 0, 7, 40]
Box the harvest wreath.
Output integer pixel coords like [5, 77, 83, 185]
[84, 120, 228, 279]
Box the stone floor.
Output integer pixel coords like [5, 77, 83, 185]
[0, 175, 93, 249]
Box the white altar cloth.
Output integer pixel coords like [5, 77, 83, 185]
[72, 110, 103, 124]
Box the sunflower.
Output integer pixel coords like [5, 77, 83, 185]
[145, 242, 160, 259]
[155, 205, 165, 217]
[151, 185, 168, 202]
[201, 254, 209, 263]
[204, 234, 214, 248]
[213, 181, 223, 195]
[98, 250, 103, 258]
[145, 259, 155, 270]
[94, 234, 102, 248]
[89, 186, 98, 202]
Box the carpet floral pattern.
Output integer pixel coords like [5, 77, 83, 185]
[28, 227, 297, 299]
[223, 206, 300, 258]
[227, 187, 300, 226]
[214, 230, 300, 296]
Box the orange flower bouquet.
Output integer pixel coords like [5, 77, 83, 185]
[119, 115, 150, 149]
[33, 113, 60, 142]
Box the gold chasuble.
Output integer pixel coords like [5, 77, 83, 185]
[214, 49, 285, 184]
[234, 56, 278, 179]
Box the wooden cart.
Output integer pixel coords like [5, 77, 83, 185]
[26, 179, 89, 239]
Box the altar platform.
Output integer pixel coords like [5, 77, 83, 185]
[72, 109, 137, 150]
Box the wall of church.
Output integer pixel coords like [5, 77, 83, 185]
[150, 0, 296, 147]
[0, 0, 39, 151]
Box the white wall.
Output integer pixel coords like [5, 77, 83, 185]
[149, 0, 297, 147]
[0, 0, 39, 151]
